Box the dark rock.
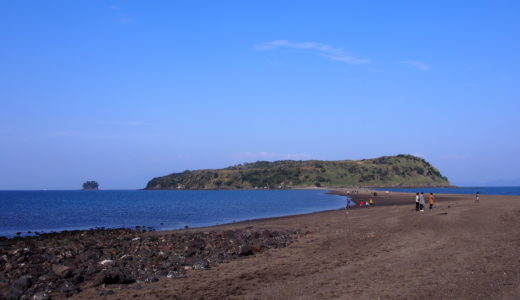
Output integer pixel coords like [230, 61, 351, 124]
[239, 245, 254, 256]
[70, 274, 85, 284]
[192, 259, 209, 270]
[52, 264, 73, 278]
[13, 275, 32, 291]
[95, 267, 136, 285]
[0, 282, 9, 299]
[143, 276, 159, 283]
[27, 264, 47, 278]
[32, 291, 51, 300]
[99, 290, 115, 296]
[6, 289, 22, 300]
[166, 270, 186, 279]
[130, 283, 143, 289]
[38, 272, 58, 282]
[59, 279, 79, 297]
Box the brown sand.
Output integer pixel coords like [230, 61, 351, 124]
[74, 191, 520, 300]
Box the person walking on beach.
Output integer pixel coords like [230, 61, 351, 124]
[346, 197, 351, 211]
[415, 193, 420, 211]
[419, 192, 425, 212]
[428, 193, 435, 211]
[475, 192, 480, 204]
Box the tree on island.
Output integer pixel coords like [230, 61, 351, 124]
[82, 181, 99, 190]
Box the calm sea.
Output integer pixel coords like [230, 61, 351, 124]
[375, 186, 520, 196]
[0, 190, 345, 237]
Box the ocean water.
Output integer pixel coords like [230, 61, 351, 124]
[375, 186, 520, 196]
[0, 190, 346, 237]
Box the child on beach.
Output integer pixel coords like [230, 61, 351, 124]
[346, 197, 351, 210]
[475, 192, 480, 203]
[415, 193, 420, 211]
[428, 193, 435, 211]
[365, 200, 370, 207]
[360, 201, 365, 207]
[369, 198, 374, 206]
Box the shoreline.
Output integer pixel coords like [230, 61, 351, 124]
[2, 191, 520, 299]
[2, 187, 517, 239]
[0, 189, 346, 239]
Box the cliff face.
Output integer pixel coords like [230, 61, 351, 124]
[145, 154, 450, 190]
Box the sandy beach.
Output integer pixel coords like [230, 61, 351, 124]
[76, 190, 520, 300]
[3, 191, 520, 299]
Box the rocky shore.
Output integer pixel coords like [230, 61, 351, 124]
[0, 227, 299, 299]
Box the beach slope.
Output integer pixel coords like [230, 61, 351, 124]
[73, 192, 520, 299]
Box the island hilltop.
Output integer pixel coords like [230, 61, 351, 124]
[145, 154, 449, 190]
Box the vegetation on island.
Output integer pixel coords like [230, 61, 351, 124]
[82, 181, 99, 190]
[145, 154, 450, 190]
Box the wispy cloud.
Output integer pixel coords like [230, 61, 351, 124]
[108, 4, 131, 24]
[254, 40, 370, 65]
[399, 60, 430, 71]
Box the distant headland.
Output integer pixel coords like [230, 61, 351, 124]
[145, 154, 450, 190]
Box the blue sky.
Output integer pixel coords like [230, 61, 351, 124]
[1, 1, 519, 189]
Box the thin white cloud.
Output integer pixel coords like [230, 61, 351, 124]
[400, 60, 430, 71]
[107, 4, 131, 24]
[255, 40, 370, 65]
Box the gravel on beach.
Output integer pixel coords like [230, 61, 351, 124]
[0, 227, 299, 299]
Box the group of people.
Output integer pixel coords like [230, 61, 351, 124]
[358, 198, 374, 207]
[415, 192, 435, 212]
[345, 192, 377, 209]
[345, 190, 482, 213]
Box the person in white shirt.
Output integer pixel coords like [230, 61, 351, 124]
[419, 192, 426, 212]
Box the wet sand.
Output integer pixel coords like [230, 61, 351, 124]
[71, 190, 520, 299]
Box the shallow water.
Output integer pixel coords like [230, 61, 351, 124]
[0, 190, 346, 237]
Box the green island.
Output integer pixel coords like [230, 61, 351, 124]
[145, 154, 450, 190]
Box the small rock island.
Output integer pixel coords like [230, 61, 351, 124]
[82, 181, 99, 190]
